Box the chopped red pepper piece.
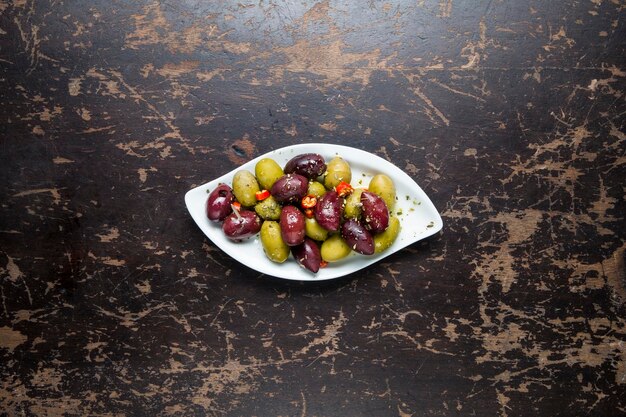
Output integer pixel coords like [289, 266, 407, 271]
[301, 194, 317, 209]
[304, 208, 314, 218]
[255, 189, 270, 201]
[231, 201, 241, 212]
[335, 181, 354, 197]
[320, 260, 328, 268]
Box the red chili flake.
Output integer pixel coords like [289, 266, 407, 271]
[255, 189, 270, 201]
[301, 194, 317, 209]
[335, 181, 354, 197]
[320, 260, 328, 268]
[304, 208, 314, 218]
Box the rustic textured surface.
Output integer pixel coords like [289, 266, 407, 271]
[1, 0, 625, 416]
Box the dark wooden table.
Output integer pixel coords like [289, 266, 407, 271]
[1, 1, 625, 416]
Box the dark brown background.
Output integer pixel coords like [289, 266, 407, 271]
[1, 0, 625, 416]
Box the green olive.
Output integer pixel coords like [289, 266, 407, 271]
[307, 181, 326, 199]
[320, 234, 352, 262]
[374, 215, 401, 254]
[255, 158, 284, 191]
[232, 170, 260, 207]
[260, 221, 290, 263]
[368, 174, 396, 210]
[254, 196, 281, 220]
[344, 188, 364, 219]
[324, 156, 351, 190]
[305, 217, 329, 241]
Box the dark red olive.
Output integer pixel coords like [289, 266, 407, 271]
[280, 205, 305, 246]
[284, 153, 327, 179]
[206, 184, 234, 222]
[314, 191, 343, 231]
[291, 238, 322, 273]
[361, 191, 389, 233]
[270, 174, 309, 204]
[341, 219, 374, 255]
[222, 210, 261, 240]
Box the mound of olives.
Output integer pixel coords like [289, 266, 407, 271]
[205, 152, 402, 274]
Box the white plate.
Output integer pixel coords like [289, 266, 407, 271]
[185, 144, 443, 281]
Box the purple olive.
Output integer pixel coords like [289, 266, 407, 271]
[270, 174, 309, 204]
[361, 191, 389, 233]
[341, 219, 374, 255]
[291, 238, 322, 273]
[314, 191, 343, 232]
[222, 210, 261, 240]
[280, 205, 305, 246]
[284, 153, 327, 179]
[206, 184, 234, 222]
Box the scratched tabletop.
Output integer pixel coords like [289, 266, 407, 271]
[1, 1, 625, 416]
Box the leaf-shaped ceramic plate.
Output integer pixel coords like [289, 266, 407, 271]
[185, 144, 443, 281]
